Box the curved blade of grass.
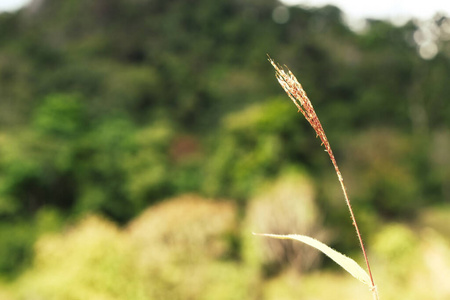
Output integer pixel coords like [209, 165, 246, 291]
[254, 233, 371, 287]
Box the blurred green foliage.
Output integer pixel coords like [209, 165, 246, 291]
[12, 195, 256, 300]
[0, 0, 450, 296]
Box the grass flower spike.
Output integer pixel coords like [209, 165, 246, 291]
[262, 56, 379, 300]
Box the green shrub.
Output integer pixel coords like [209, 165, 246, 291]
[243, 169, 328, 275]
[33, 93, 86, 137]
[15, 216, 144, 300]
[203, 98, 304, 199]
[371, 223, 450, 299]
[12, 195, 258, 300]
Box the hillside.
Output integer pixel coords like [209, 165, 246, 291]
[0, 0, 450, 293]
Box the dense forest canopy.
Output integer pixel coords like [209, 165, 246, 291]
[1, 0, 450, 279]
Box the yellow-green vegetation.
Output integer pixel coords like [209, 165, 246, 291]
[244, 170, 327, 273]
[16, 217, 142, 300]
[263, 270, 373, 300]
[0, 194, 449, 299]
[371, 223, 450, 300]
[6, 195, 257, 300]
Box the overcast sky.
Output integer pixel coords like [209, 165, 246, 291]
[1, 0, 449, 22]
[282, 0, 450, 24]
[0, 0, 30, 12]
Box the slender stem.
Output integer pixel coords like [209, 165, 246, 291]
[328, 149, 378, 300]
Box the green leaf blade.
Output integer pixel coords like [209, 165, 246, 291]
[254, 233, 371, 287]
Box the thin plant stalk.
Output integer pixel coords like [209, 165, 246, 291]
[269, 57, 378, 300]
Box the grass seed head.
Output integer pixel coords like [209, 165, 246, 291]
[268, 56, 330, 154]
